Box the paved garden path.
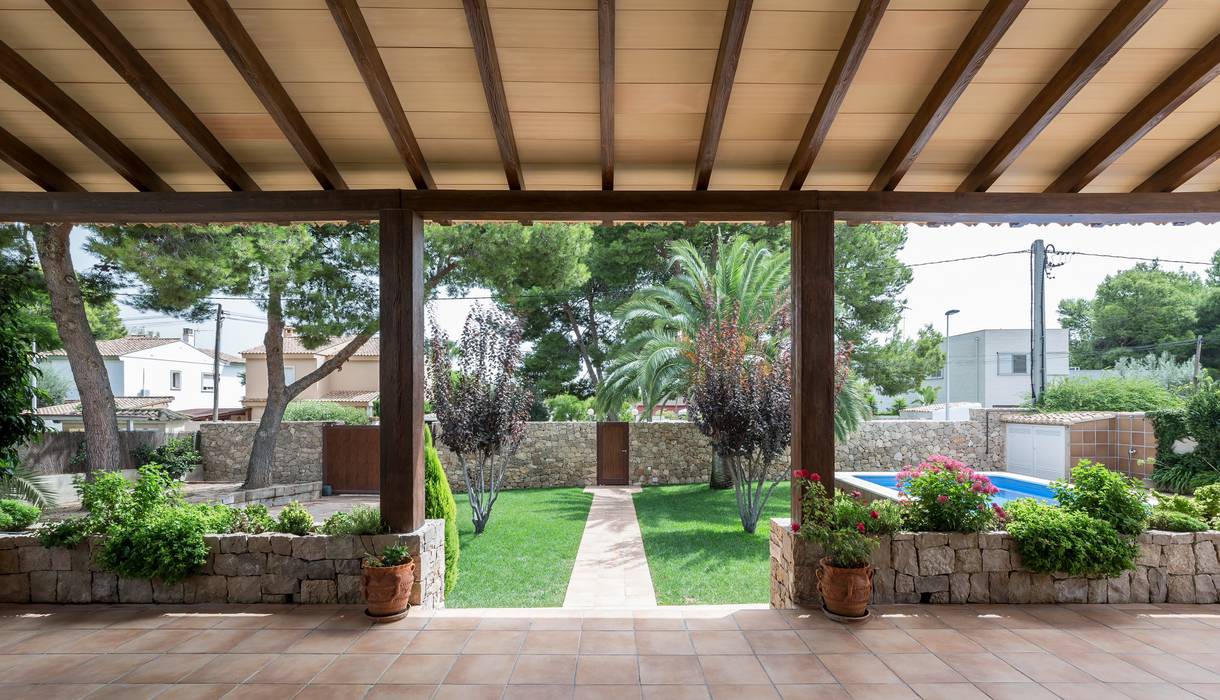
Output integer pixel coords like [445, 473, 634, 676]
[563, 486, 658, 608]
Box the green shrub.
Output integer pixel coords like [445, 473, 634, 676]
[321, 505, 385, 535]
[0, 499, 40, 529]
[1149, 385, 1220, 493]
[1195, 484, 1220, 521]
[425, 425, 460, 594]
[1053, 460, 1148, 536]
[98, 503, 233, 583]
[545, 394, 592, 421]
[275, 501, 315, 535]
[1153, 493, 1202, 518]
[1004, 499, 1138, 577]
[0, 510, 11, 530]
[366, 543, 412, 567]
[40, 465, 180, 548]
[1147, 509, 1209, 532]
[896, 455, 1000, 532]
[283, 401, 369, 425]
[138, 437, 202, 480]
[1038, 377, 1182, 413]
[229, 503, 276, 534]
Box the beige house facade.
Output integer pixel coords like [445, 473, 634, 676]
[241, 331, 379, 420]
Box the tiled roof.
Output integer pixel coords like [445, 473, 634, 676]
[43, 336, 176, 358]
[310, 390, 379, 404]
[901, 402, 977, 414]
[1002, 411, 1117, 426]
[242, 335, 378, 358]
[200, 349, 244, 364]
[35, 396, 186, 421]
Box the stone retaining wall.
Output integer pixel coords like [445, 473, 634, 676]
[0, 520, 444, 607]
[770, 518, 1220, 607]
[199, 421, 330, 483]
[437, 422, 597, 493]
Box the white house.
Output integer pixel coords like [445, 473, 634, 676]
[39, 332, 245, 412]
[923, 328, 1070, 408]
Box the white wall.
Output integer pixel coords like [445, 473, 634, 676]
[924, 328, 1070, 408]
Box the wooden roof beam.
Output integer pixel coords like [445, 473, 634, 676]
[1047, 33, 1220, 193]
[188, 0, 347, 191]
[599, 0, 614, 191]
[46, 0, 258, 193]
[462, 0, 524, 190]
[958, 0, 1167, 193]
[0, 124, 85, 193]
[782, 0, 889, 191]
[1134, 123, 1220, 192]
[693, 0, 752, 191]
[326, 0, 434, 190]
[0, 40, 170, 193]
[871, 0, 1028, 192]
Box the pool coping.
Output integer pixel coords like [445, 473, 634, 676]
[835, 470, 1053, 503]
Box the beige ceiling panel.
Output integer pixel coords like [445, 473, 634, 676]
[243, 164, 329, 190]
[1035, 112, 1129, 143]
[996, 9, 1111, 49]
[197, 113, 285, 140]
[362, 8, 475, 47]
[499, 48, 598, 83]
[1174, 158, 1220, 191]
[427, 162, 510, 188]
[616, 140, 699, 163]
[139, 50, 251, 84]
[511, 112, 599, 140]
[952, 82, 1047, 113]
[617, 9, 727, 50]
[871, 10, 979, 50]
[735, 49, 837, 85]
[380, 48, 479, 82]
[48, 83, 165, 113]
[616, 113, 704, 141]
[853, 49, 955, 86]
[708, 164, 784, 189]
[403, 111, 497, 139]
[618, 50, 718, 83]
[335, 164, 419, 188]
[504, 82, 599, 112]
[234, 8, 350, 51]
[839, 82, 939, 114]
[517, 138, 598, 163]
[617, 84, 710, 114]
[316, 138, 403, 164]
[900, 137, 993, 165]
[1086, 49, 1197, 84]
[8, 50, 123, 84]
[275, 82, 375, 112]
[417, 138, 502, 162]
[398, 82, 491, 112]
[487, 8, 595, 49]
[727, 83, 817, 114]
[614, 163, 694, 188]
[895, 161, 970, 190]
[0, 9, 88, 49]
[1169, 82, 1220, 112]
[1129, 110, 1220, 143]
[104, 9, 220, 50]
[936, 111, 1026, 140]
[716, 139, 796, 165]
[520, 163, 600, 189]
[1125, 8, 1220, 49]
[223, 138, 313, 163]
[722, 112, 807, 140]
[972, 49, 1074, 84]
[260, 50, 365, 83]
[744, 11, 854, 51]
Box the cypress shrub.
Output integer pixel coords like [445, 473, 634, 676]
[424, 425, 460, 594]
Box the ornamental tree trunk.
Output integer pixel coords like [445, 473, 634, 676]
[32, 223, 123, 476]
[709, 452, 733, 490]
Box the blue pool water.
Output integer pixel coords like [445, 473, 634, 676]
[851, 473, 1057, 505]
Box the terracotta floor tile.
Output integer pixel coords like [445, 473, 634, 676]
[972, 682, 1059, 699]
[993, 652, 1095, 684]
[1037, 682, 1116, 700]
[852, 630, 925, 654]
[531, 618, 584, 631]
[904, 629, 986, 654]
[364, 685, 437, 700]
[797, 630, 868, 654]
[1179, 684, 1220, 700]
[119, 653, 216, 684]
[405, 630, 472, 654]
[699, 654, 771, 685]
[223, 683, 306, 699]
[63, 628, 147, 652]
[0, 685, 101, 700]
[747, 630, 810, 654]
[576, 685, 644, 700]
[639, 655, 704, 684]
[734, 610, 791, 630]
[502, 684, 576, 700]
[311, 652, 396, 684]
[634, 617, 687, 631]
[380, 654, 457, 684]
[576, 654, 640, 684]
[286, 629, 362, 654]
[841, 684, 919, 699]
[230, 628, 310, 654]
[464, 630, 527, 654]
[934, 653, 1030, 684]
[580, 630, 636, 654]
[347, 629, 416, 653]
[510, 653, 578, 684]
[690, 631, 752, 655]
[1011, 629, 1102, 655]
[247, 653, 335, 684]
[635, 630, 694, 655]
[877, 653, 967, 684]
[1064, 629, 1159, 654]
[907, 683, 988, 699]
[152, 683, 235, 699]
[524, 630, 582, 654]
[82, 683, 167, 699]
[115, 629, 199, 653]
[179, 653, 275, 684]
[444, 653, 517, 685]
[5, 629, 90, 653]
[1116, 652, 1220, 683]
[1108, 683, 1207, 700]
[959, 630, 1041, 654]
[817, 654, 902, 685]
[582, 617, 636, 631]
[709, 684, 781, 700]
[295, 684, 372, 699]
[427, 617, 481, 630]
[433, 685, 504, 700]
[684, 617, 740, 631]
[1061, 652, 1162, 683]
[641, 685, 711, 700]
[169, 629, 251, 654]
[759, 654, 836, 685]
[56, 652, 158, 684]
[776, 684, 851, 699]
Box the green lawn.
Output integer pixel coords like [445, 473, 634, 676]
[447, 487, 594, 608]
[633, 481, 791, 605]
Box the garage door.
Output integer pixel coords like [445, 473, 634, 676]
[1006, 424, 1067, 481]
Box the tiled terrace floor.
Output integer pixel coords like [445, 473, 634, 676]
[2, 602, 1220, 699]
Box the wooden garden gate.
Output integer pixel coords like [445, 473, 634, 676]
[322, 425, 379, 493]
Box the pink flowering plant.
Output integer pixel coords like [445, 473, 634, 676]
[896, 455, 1005, 532]
[793, 470, 902, 568]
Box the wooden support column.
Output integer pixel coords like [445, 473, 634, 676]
[379, 209, 425, 532]
[791, 210, 836, 521]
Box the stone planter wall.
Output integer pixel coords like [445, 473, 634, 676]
[437, 422, 597, 493]
[0, 520, 444, 607]
[198, 421, 331, 483]
[770, 518, 1220, 607]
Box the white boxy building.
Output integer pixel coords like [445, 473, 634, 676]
[923, 328, 1070, 408]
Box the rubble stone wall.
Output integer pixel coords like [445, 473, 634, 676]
[199, 421, 330, 483]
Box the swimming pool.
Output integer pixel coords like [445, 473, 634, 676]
[837, 471, 1057, 505]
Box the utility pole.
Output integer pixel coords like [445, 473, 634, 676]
[212, 304, 223, 422]
[1031, 239, 1047, 404]
[1194, 334, 1204, 388]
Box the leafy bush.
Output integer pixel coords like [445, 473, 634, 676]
[1153, 492, 1203, 519]
[1148, 385, 1220, 493]
[0, 499, 40, 530]
[97, 503, 233, 583]
[1004, 499, 1138, 577]
[41, 465, 182, 548]
[1053, 460, 1147, 536]
[896, 455, 1002, 532]
[283, 401, 369, 425]
[275, 501, 315, 535]
[424, 426, 460, 594]
[1147, 509, 1209, 532]
[797, 473, 897, 568]
[229, 503, 276, 534]
[545, 394, 592, 421]
[1194, 484, 1220, 521]
[1038, 376, 1182, 413]
[321, 505, 385, 535]
[366, 543, 412, 567]
[137, 437, 202, 480]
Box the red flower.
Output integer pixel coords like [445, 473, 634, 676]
[792, 469, 809, 480]
[791, 522, 801, 533]
[810, 473, 821, 482]
[869, 510, 879, 519]
[851, 490, 862, 500]
[856, 522, 866, 533]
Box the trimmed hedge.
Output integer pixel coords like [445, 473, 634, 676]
[425, 426, 460, 594]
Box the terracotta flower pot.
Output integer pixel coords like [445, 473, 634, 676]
[362, 560, 415, 620]
[816, 557, 874, 619]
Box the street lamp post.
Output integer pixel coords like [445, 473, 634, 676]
[944, 309, 960, 419]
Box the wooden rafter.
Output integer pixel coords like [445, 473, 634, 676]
[0, 40, 171, 193]
[188, 0, 347, 191]
[694, 0, 752, 191]
[462, 0, 524, 190]
[1047, 34, 1220, 193]
[1134, 124, 1220, 193]
[46, 0, 258, 193]
[0, 124, 85, 193]
[871, 0, 1028, 192]
[599, 0, 615, 191]
[327, 0, 434, 190]
[958, 0, 1167, 193]
[782, 0, 889, 191]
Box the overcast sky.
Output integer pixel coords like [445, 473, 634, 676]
[70, 222, 1220, 356]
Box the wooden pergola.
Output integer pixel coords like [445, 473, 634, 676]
[1, 0, 1219, 531]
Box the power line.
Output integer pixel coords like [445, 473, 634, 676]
[906, 250, 1028, 268]
[1056, 250, 1215, 266]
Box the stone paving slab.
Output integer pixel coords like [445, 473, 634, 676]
[563, 487, 657, 609]
[2, 602, 1220, 698]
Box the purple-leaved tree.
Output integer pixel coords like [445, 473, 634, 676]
[427, 305, 532, 534]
